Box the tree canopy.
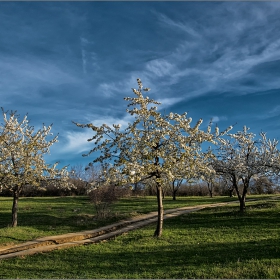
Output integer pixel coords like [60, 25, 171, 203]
[212, 126, 280, 211]
[0, 108, 69, 226]
[75, 78, 229, 236]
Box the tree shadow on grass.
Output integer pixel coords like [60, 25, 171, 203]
[0, 236, 26, 243]
[0, 196, 93, 229]
[0, 211, 93, 229]
[1, 236, 279, 279]
[0, 202, 279, 278]
[172, 204, 280, 229]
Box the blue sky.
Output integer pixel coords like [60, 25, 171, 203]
[1, 1, 280, 169]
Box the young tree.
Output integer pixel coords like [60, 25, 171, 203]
[212, 126, 279, 211]
[220, 175, 235, 197]
[251, 176, 274, 194]
[168, 156, 204, 200]
[170, 179, 183, 200]
[74, 79, 224, 237]
[68, 164, 101, 195]
[0, 109, 69, 227]
[197, 156, 218, 198]
[203, 173, 216, 198]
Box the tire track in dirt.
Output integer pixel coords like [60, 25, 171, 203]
[0, 200, 241, 259]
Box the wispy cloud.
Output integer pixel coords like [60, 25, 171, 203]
[87, 114, 134, 129]
[0, 55, 80, 89]
[1, 2, 280, 166]
[81, 48, 87, 74]
[256, 105, 280, 121]
[60, 113, 136, 156]
[157, 97, 183, 109]
[151, 3, 280, 97]
[156, 12, 200, 38]
[211, 116, 228, 123]
[146, 59, 175, 78]
[98, 83, 118, 98]
[60, 130, 95, 155]
[80, 36, 99, 75]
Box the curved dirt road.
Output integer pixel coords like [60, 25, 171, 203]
[0, 201, 237, 260]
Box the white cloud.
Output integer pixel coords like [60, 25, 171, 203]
[157, 97, 183, 109]
[61, 130, 95, 155]
[98, 83, 117, 98]
[212, 116, 220, 122]
[146, 59, 175, 77]
[88, 114, 134, 128]
[81, 48, 87, 74]
[80, 36, 90, 45]
[256, 105, 280, 121]
[156, 12, 200, 38]
[80, 36, 98, 75]
[0, 54, 81, 95]
[149, 6, 280, 98]
[211, 116, 228, 123]
[60, 114, 135, 155]
[98, 74, 153, 99]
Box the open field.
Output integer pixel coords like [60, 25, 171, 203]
[0, 195, 279, 278]
[0, 195, 240, 246]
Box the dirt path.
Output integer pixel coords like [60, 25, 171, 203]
[0, 201, 238, 260]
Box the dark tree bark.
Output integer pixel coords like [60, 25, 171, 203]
[207, 182, 213, 198]
[239, 196, 246, 212]
[11, 186, 20, 227]
[239, 178, 249, 212]
[172, 179, 183, 201]
[232, 175, 248, 212]
[153, 153, 164, 238]
[172, 189, 178, 200]
[154, 184, 164, 237]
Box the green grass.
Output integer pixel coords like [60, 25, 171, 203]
[0, 194, 273, 246]
[0, 195, 240, 246]
[0, 195, 279, 278]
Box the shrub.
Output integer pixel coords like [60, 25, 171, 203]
[88, 185, 131, 218]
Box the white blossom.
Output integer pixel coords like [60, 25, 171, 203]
[0, 109, 70, 227]
[74, 78, 226, 237]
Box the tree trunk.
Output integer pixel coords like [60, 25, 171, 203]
[240, 181, 248, 212]
[236, 187, 247, 212]
[239, 197, 246, 212]
[172, 189, 177, 200]
[12, 187, 20, 227]
[231, 174, 246, 212]
[162, 188, 165, 199]
[207, 182, 213, 198]
[154, 185, 164, 237]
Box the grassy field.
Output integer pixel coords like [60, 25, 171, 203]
[0, 195, 238, 246]
[0, 195, 279, 278]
